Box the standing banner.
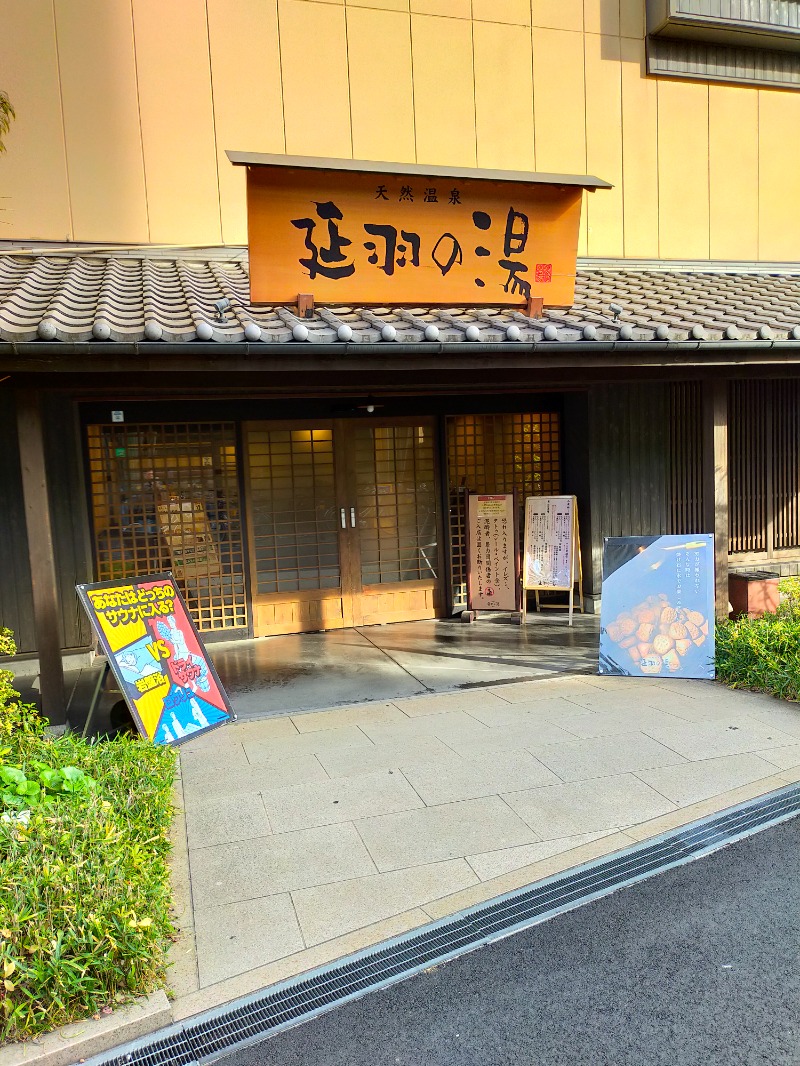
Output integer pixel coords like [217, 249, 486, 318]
[77, 574, 234, 744]
[466, 494, 520, 612]
[598, 535, 715, 679]
[522, 495, 583, 625]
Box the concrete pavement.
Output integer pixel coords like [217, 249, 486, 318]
[167, 672, 800, 1021]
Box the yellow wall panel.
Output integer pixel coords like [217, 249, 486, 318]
[473, 22, 534, 171]
[758, 89, 800, 262]
[348, 7, 415, 162]
[657, 78, 709, 260]
[620, 0, 645, 37]
[532, 0, 583, 31]
[472, 0, 529, 24]
[132, 0, 221, 245]
[0, 1, 71, 240]
[709, 85, 758, 261]
[280, 0, 352, 158]
[347, 0, 408, 9]
[532, 28, 586, 174]
[208, 0, 286, 245]
[584, 34, 623, 256]
[412, 15, 476, 167]
[620, 36, 658, 257]
[584, 0, 618, 36]
[54, 0, 148, 244]
[410, 0, 470, 17]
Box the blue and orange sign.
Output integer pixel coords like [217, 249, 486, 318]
[77, 574, 234, 745]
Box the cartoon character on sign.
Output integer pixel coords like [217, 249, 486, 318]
[156, 615, 211, 693]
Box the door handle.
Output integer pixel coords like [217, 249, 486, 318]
[350, 506, 357, 528]
[340, 507, 347, 529]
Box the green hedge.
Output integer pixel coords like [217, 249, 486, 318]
[0, 630, 177, 1044]
[715, 578, 800, 702]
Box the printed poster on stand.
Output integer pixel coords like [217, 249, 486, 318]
[598, 536, 715, 679]
[77, 573, 234, 745]
[466, 494, 519, 612]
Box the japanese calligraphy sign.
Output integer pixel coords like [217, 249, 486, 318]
[523, 496, 577, 590]
[244, 163, 584, 307]
[77, 574, 234, 745]
[598, 536, 715, 679]
[467, 494, 519, 611]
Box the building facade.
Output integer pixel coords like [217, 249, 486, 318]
[1, 0, 800, 722]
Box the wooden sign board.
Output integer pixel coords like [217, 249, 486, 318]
[244, 164, 583, 307]
[467, 494, 520, 612]
[522, 495, 583, 625]
[156, 496, 220, 581]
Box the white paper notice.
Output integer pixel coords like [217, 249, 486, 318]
[523, 496, 575, 589]
[467, 494, 518, 611]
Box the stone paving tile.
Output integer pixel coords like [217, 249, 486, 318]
[463, 696, 589, 728]
[184, 792, 272, 850]
[554, 707, 687, 739]
[755, 743, 800, 770]
[392, 689, 512, 718]
[261, 769, 423, 833]
[291, 860, 477, 946]
[243, 725, 374, 766]
[317, 735, 460, 779]
[194, 894, 304, 987]
[466, 830, 615, 881]
[402, 750, 560, 806]
[178, 729, 251, 756]
[739, 702, 800, 740]
[489, 679, 597, 704]
[360, 710, 490, 747]
[190, 823, 377, 904]
[446, 718, 581, 759]
[223, 717, 300, 743]
[290, 703, 410, 734]
[532, 732, 686, 783]
[180, 740, 250, 779]
[180, 755, 329, 802]
[639, 714, 799, 760]
[355, 796, 539, 871]
[634, 753, 779, 807]
[502, 774, 676, 839]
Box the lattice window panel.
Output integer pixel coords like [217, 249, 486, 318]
[354, 424, 439, 585]
[446, 413, 561, 611]
[87, 422, 247, 632]
[729, 381, 770, 555]
[247, 427, 340, 594]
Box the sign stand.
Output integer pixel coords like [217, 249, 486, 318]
[521, 495, 584, 627]
[464, 493, 521, 622]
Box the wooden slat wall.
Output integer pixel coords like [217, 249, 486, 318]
[668, 382, 704, 535]
[729, 380, 769, 554]
[0, 391, 36, 653]
[42, 396, 94, 651]
[772, 379, 800, 551]
[588, 384, 671, 591]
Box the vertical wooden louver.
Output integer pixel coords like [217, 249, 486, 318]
[668, 382, 704, 536]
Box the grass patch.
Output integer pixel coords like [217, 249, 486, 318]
[715, 577, 800, 702]
[0, 630, 177, 1044]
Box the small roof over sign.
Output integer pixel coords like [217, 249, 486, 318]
[225, 151, 613, 190]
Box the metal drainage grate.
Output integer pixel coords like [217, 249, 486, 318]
[87, 782, 800, 1066]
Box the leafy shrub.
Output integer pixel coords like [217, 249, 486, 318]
[715, 577, 800, 701]
[0, 635, 177, 1044]
[0, 630, 44, 740]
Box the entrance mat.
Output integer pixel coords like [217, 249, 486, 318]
[85, 781, 800, 1066]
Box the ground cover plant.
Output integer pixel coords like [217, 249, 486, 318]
[715, 577, 800, 702]
[0, 629, 177, 1043]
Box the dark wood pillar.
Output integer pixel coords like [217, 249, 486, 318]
[702, 378, 729, 621]
[15, 389, 66, 724]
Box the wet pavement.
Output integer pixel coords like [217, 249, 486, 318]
[212, 614, 599, 720]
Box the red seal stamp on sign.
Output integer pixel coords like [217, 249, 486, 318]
[535, 263, 553, 283]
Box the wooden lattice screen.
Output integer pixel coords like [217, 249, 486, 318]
[668, 382, 704, 536]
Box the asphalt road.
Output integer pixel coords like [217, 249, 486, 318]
[219, 818, 800, 1066]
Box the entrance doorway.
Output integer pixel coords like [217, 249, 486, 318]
[244, 419, 442, 636]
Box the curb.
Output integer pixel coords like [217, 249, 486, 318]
[0, 992, 172, 1066]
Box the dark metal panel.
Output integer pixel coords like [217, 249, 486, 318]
[0, 390, 35, 653]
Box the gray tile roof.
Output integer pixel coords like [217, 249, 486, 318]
[1, 251, 800, 346]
